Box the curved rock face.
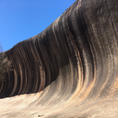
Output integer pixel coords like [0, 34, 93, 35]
[0, 0, 118, 117]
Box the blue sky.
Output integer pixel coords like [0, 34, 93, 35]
[0, 0, 75, 51]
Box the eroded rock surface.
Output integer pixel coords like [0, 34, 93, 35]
[0, 0, 118, 117]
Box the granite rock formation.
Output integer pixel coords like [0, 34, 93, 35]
[0, 0, 118, 118]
